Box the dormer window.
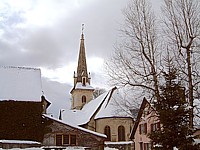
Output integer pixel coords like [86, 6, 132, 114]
[82, 77, 86, 86]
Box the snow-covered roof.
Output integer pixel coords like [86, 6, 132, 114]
[61, 91, 109, 125]
[43, 114, 106, 138]
[94, 88, 133, 119]
[0, 140, 41, 144]
[0, 66, 43, 102]
[74, 82, 94, 90]
[61, 87, 133, 126]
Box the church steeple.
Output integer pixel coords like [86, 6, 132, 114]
[76, 27, 89, 83]
[71, 25, 94, 110]
[73, 24, 91, 85]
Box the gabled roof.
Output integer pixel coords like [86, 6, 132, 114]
[130, 98, 150, 139]
[94, 87, 133, 119]
[61, 87, 133, 126]
[0, 66, 43, 102]
[61, 91, 110, 125]
[43, 114, 106, 138]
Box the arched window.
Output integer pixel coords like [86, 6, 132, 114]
[82, 95, 86, 103]
[104, 126, 111, 141]
[118, 125, 125, 141]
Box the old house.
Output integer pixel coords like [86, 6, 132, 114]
[130, 98, 160, 150]
[59, 31, 134, 150]
[43, 114, 106, 150]
[0, 66, 50, 147]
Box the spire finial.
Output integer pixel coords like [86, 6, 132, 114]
[81, 24, 84, 39]
[82, 24, 84, 34]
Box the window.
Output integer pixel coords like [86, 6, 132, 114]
[55, 134, 76, 146]
[118, 125, 125, 141]
[139, 123, 147, 134]
[140, 142, 143, 150]
[151, 122, 160, 132]
[70, 135, 76, 145]
[144, 143, 151, 150]
[55, 134, 62, 146]
[82, 95, 86, 103]
[82, 77, 86, 86]
[63, 134, 69, 145]
[104, 126, 111, 141]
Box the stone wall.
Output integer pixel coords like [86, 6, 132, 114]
[95, 118, 134, 142]
[71, 89, 94, 110]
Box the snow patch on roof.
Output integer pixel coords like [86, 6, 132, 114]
[95, 88, 133, 119]
[74, 82, 94, 90]
[0, 66, 43, 102]
[61, 91, 109, 125]
[0, 140, 40, 144]
[62, 87, 132, 127]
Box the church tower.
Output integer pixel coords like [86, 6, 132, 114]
[71, 25, 94, 110]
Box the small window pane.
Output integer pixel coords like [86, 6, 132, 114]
[63, 134, 69, 145]
[70, 135, 76, 145]
[56, 135, 62, 146]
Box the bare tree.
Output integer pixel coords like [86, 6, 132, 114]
[106, 0, 161, 101]
[93, 88, 106, 99]
[162, 0, 200, 127]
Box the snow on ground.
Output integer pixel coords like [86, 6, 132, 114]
[0, 147, 118, 150]
[105, 141, 133, 145]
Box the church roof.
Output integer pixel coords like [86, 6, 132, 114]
[0, 66, 43, 102]
[94, 87, 132, 119]
[61, 91, 109, 125]
[61, 87, 133, 126]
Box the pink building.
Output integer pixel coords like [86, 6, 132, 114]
[130, 98, 160, 150]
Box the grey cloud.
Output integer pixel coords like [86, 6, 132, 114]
[0, 0, 130, 69]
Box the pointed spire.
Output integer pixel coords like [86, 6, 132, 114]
[76, 24, 88, 82]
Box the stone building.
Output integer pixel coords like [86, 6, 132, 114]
[59, 31, 134, 150]
[43, 115, 106, 150]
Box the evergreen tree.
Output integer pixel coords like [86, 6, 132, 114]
[149, 61, 197, 150]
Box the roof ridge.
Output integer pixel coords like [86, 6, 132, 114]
[0, 66, 40, 71]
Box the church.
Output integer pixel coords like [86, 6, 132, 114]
[59, 29, 134, 149]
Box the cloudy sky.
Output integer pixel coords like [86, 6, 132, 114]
[0, 0, 163, 116]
